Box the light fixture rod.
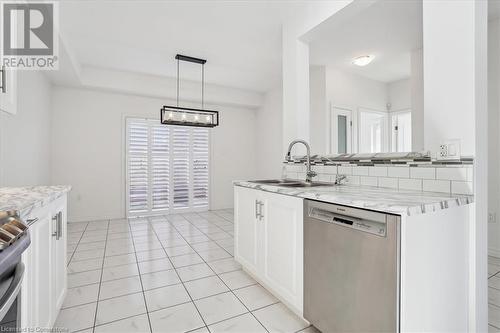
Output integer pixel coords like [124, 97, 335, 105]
[175, 54, 207, 64]
[176, 58, 180, 107]
[202, 63, 204, 109]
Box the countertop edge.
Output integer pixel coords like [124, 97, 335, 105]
[233, 181, 473, 217]
[0, 185, 72, 217]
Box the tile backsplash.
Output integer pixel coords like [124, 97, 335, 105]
[283, 163, 473, 195]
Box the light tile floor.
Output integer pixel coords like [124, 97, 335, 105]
[489, 256, 500, 332]
[57, 209, 315, 333]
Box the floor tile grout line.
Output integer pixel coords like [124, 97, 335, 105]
[66, 268, 266, 309]
[127, 217, 154, 333]
[170, 212, 270, 333]
[91, 219, 111, 333]
[61, 211, 283, 332]
[148, 215, 212, 332]
[67, 221, 90, 266]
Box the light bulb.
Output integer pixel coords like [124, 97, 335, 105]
[181, 113, 187, 120]
[168, 112, 173, 118]
[194, 114, 199, 121]
[352, 55, 374, 67]
[205, 115, 211, 123]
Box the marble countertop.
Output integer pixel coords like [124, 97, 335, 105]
[0, 185, 72, 216]
[234, 181, 473, 216]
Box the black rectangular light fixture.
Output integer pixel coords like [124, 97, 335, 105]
[161, 54, 220, 128]
[161, 106, 219, 128]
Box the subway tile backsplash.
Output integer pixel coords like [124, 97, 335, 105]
[284, 163, 474, 195]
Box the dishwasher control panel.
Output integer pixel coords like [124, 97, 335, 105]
[308, 207, 386, 237]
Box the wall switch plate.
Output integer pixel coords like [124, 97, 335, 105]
[489, 212, 497, 224]
[438, 139, 461, 160]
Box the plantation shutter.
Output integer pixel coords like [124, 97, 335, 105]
[127, 120, 149, 214]
[151, 124, 170, 211]
[172, 127, 190, 209]
[126, 118, 209, 216]
[192, 128, 209, 207]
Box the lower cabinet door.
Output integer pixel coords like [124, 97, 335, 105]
[31, 210, 53, 329]
[51, 200, 67, 318]
[261, 192, 304, 313]
[234, 186, 260, 274]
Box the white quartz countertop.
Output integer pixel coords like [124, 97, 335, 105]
[234, 181, 473, 216]
[0, 185, 71, 216]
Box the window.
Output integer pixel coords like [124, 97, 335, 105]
[126, 118, 209, 216]
[391, 111, 412, 152]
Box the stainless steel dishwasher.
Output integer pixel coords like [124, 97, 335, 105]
[304, 199, 400, 333]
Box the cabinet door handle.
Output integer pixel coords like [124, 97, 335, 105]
[255, 200, 259, 219]
[57, 211, 62, 240]
[51, 215, 58, 237]
[258, 202, 264, 221]
[0, 66, 5, 94]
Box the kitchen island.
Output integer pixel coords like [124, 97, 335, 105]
[233, 181, 473, 332]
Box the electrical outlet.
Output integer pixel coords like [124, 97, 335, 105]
[438, 139, 461, 160]
[489, 212, 497, 223]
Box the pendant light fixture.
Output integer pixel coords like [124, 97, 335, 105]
[161, 54, 219, 128]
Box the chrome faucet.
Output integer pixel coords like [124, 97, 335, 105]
[285, 140, 317, 182]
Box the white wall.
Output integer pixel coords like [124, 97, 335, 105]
[422, 1, 488, 331]
[309, 66, 327, 154]
[310, 66, 415, 154]
[282, 1, 352, 154]
[0, 71, 52, 186]
[255, 87, 283, 179]
[51, 87, 257, 222]
[410, 48, 424, 151]
[387, 79, 411, 111]
[488, 18, 500, 257]
[423, 2, 475, 156]
[326, 67, 387, 112]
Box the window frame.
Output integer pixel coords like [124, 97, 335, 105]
[125, 117, 211, 217]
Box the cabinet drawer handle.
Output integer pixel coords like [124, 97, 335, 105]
[0, 66, 5, 94]
[258, 202, 264, 221]
[26, 218, 38, 226]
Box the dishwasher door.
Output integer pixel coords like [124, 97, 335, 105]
[304, 200, 400, 333]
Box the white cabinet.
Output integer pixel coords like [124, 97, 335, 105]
[234, 186, 260, 274]
[234, 186, 303, 315]
[0, 66, 17, 115]
[20, 194, 68, 329]
[260, 192, 303, 312]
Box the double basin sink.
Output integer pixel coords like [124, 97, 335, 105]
[249, 179, 333, 188]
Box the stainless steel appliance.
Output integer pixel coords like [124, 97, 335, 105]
[304, 200, 400, 332]
[0, 211, 30, 330]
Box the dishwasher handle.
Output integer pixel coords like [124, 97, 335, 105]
[308, 207, 387, 237]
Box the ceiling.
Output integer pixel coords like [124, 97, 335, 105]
[58, 0, 286, 93]
[308, 0, 423, 83]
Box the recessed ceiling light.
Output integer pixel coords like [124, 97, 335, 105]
[352, 55, 374, 66]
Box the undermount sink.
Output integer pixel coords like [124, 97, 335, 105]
[249, 179, 334, 187]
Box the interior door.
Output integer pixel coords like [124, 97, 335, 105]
[261, 192, 303, 312]
[391, 111, 412, 152]
[358, 108, 389, 153]
[331, 107, 352, 154]
[234, 186, 260, 274]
